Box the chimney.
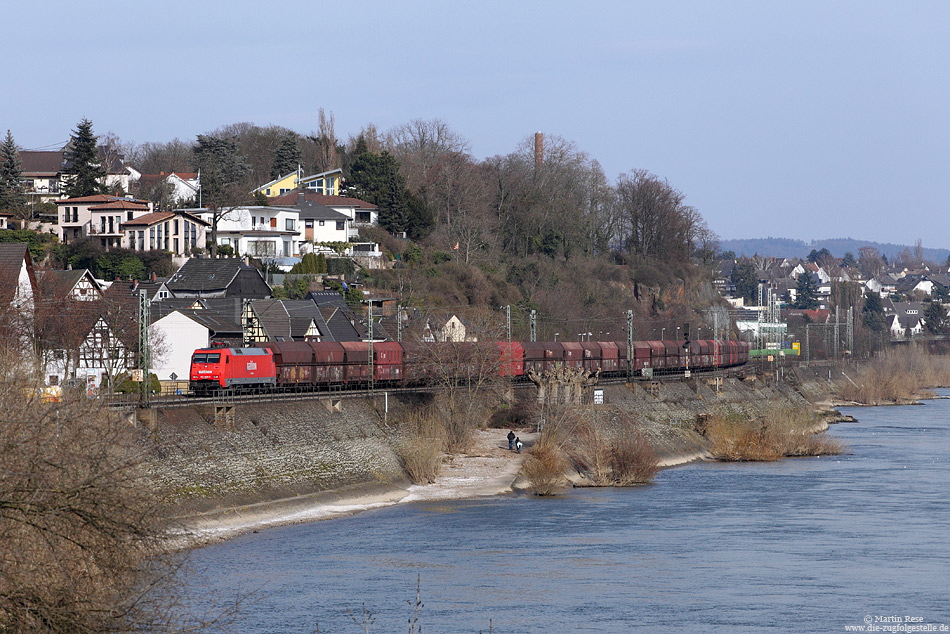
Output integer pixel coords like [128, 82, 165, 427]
[534, 132, 543, 168]
[150, 271, 157, 283]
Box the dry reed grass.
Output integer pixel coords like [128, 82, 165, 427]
[568, 421, 659, 485]
[704, 406, 843, 462]
[396, 410, 447, 484]
[836, 349, 950, 404]
[522, 435, 569, 496]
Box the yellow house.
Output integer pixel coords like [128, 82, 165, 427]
[253, 170, 301, 198]
[253, 168, 344, 198]
[300, 168, 343, 196]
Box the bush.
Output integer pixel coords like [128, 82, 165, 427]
[0, 377, 171, 631]
[396, 410, 446, 484]
[609, 429, 659, 485]
[568, 419, 659, 485]
[703, 406, 844, 461]
[836, 349, 950, 404]
[522, 435, 569, 496]
[326, 257, 355, 276]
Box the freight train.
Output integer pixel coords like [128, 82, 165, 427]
[189, 339, 750, 394]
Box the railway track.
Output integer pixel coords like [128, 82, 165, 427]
[106, 365, 747, 410]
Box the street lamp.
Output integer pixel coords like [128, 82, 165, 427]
[661, 327, 666, 340]
[554, 332, 559, 341]
[676, 326, 680, 340]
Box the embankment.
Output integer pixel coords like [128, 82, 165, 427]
[143, 366, 842, 541]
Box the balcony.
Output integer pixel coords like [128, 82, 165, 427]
[88, 225, 124, 237]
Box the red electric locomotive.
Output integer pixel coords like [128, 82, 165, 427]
[189, 347, 278, 393]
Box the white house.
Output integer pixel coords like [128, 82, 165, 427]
[150, 310, 224, 383]
[121, 211, 209, 256]
[191, 205, 301, 258]
[422, 314, 478, 343]
[271, 190, 378, 240]
[54, 194, 153, 246]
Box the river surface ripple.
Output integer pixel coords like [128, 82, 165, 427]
[187, 394, 950, 633]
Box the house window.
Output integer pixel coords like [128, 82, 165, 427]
[265, 188, 271, 196]
[270, 217, 277, 228]
[174, 219, 179, 234]
[285, 218, 295, 231]
[305, 220, 313, 228]
[336, 221, 345, 231]
[149, 227, 155, 249]
[221, 237, 231, 245]
[319, 220, 325, 226]
[326, 176, 335, 193]
[284, 241, 290, 257]
[72, 207, 79, 222]
[247, 241, 276, 257]
[279, 188, 290, 194]
[137, 231, 144, 250]
[127, 211, 133, 221]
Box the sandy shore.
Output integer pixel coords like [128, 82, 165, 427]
[173, 429, 539, 548]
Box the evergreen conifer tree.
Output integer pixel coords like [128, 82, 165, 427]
[64, 118, 107, 197]
[924, 301, 947, 333]
[349, 150, 410, 234]
[794, 273, 819, 309]
[862, 292, 886, 332]
[0, 130, 26, 216]
[271, 134, 301, 180]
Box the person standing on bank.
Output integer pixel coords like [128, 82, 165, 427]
[515, 437, 523, 453]
[507, 430, 516, 450]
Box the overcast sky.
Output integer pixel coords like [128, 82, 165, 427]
[5, 1, 949, 248]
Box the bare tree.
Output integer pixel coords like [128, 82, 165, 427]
[404, 310, 507, 450]
[305, 108, 342, 174]
[129, 138, 195, 175]
[858, 246, 886, 279]
[0, 381, 177, 631]
[386, 119, 471, 192]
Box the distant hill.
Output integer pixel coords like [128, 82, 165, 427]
[719, 237, 950, 263]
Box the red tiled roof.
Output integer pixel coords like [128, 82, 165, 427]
[89, 200, 150, 211]
[270, 189, 376, 209]
[56, 194, 116, 205]
[120, 212, 174, 227]
[121, 211, 209, 228]
[58, 194, 150, 206]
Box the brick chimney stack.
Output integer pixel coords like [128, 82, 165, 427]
[534, 132, 543, 168]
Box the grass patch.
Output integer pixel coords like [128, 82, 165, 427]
[396, 410, 446, 484]
[522, 435, 569, 496]
[836, 349, 950, 404]
[568, 421, 658, 485]
[703, 406, 843, 461]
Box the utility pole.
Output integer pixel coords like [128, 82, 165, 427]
[368, 301, 374, 398]
[138, 289, 150, 406]
[805, 324, 810, 365]
[847, 306, 854, 356]
[626, 309, 634, 380]
[834, 306, 840, 361]
[530, 309, 537, 342]
[396, 303, 402, 342]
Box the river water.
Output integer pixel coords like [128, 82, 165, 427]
[186, 395, 950, 633]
